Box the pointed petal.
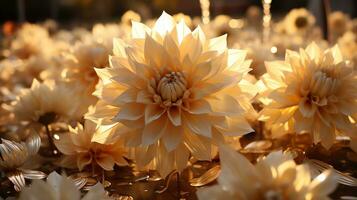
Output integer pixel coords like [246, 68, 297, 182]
[162, 123, 183, 151]
[8, 171, 26, 191]
[54, 134, 76, 155]
[218, 145, 258, 191]
[26, 133, 41, 156]
[188, 99, 212, 114]
[145, 104, 166, 125]
[183, 113, 211, 137]
[113, 103, 145, 121]
[21, 169, 46, 180]
[131, 21, 151, 39]
[77, 154, 92, 171]
[309, 170, 338, 196]
[96, 154, 115, 171]
[168, 106, 181, 126]
[142, 116, 168, 145]
[153, 11, 176, 36]
[82, 183, 107, 200]
[175, 143, 190, 171]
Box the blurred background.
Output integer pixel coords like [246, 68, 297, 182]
[0, 0, 356, 25]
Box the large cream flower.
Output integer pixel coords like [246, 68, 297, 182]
[20, 171, 109, 200]
[197, 145, 338, 200]
[54, 120, 127, 171]
[89, 12, 256, 177]
[259, 43, 357, 150]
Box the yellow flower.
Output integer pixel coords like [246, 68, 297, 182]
[121, 10, 141, 26]
[54, 120, 127, 171]
[338, 31, 357, 67]
[259, 43, 357, 150]
[20, 171, 109, 200]
[10, 23, 54, 59]
[61, 41, 110, 89]
[173, 13, 193, 28]
[8, 79, 83, 124]
[0, 135, 46, 191]
[197, 145, 338, 200]
[88, 12, 256, 177]
[282, 8, 315, 35]
[329, 11, 350, 39]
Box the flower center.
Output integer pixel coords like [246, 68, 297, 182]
[295, 16, 308, 28]
[38, 112, 58, 125]
[264, 190, 283, 200]
[157, 71, 187, 103]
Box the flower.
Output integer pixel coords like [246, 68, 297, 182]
[173, 13, 193, 29]
[338, 31, 357, 67]
[61, 41, 110, 91]
[329, 11, 350, 40]
[246, 6, 262, 26]
[88, 12, 256, 177]
[0, 134, 46, 191]
[259, 43, 357, 150]
[9, 23, 53, 60]
[8, 79, 83, 125]
[54, 120, 127, 171]
[197, 145, 338, 200]
[121, 10, 141, 26]
[19, 171, 109, 200]
[282, 8, 315, 35]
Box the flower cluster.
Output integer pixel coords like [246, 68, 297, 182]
[0, 7, 356, 199]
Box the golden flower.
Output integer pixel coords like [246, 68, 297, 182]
[0, 134, 46, 191]
[91, 23, 128, 50]
[88, 12, 256, 177]
[20, 171, 110, 200]
[259, 43, 357, 150]
[197, 145, 338, 200]
[173, 13, 193, 28]
[206, 15, 241, 45]
[54, 120, 127, 171]
[246, 6, 262, 26]
[61, 41, 110, 89]
[9, 23, 53, 59]
[121, 10, 141, 26]
[282, 8, 315, 35]
[329, 11, 350, 39]
[351, 19, 357, 35]
[8, 79, 83, 124]
[338, 31, 357, 67]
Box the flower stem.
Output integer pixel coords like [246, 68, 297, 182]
[102, 169, 105, 184]
[176, 172, 180, 199]
[44, 124, 56, 154]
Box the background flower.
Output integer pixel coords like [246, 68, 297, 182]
[8, 79, 83, 125]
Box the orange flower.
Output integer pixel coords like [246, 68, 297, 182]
[54, 120, 127, 171]
[259, 43, 357, 151]
[8, 79, 83, 124]
[88, 12, 256, 177]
